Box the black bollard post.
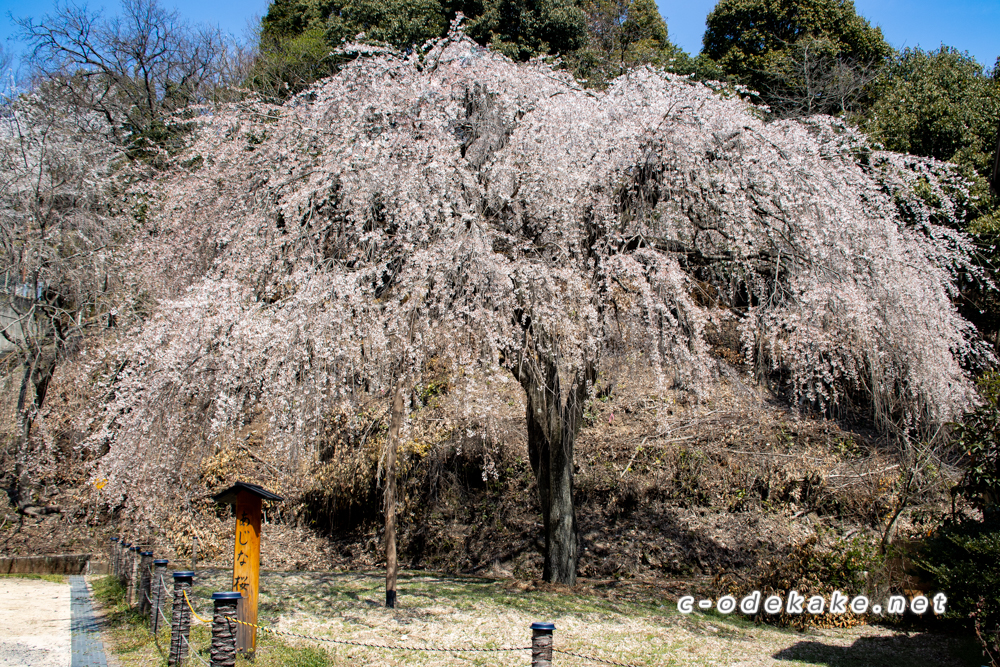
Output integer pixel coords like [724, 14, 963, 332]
[531, 622, 555, 667]
[138, 552, 154, 615]
[209, 592, 242, 667]
[168, 571, 195, 667]
[151, 559, 169, 634]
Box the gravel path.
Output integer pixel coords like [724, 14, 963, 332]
[0, 576, 71, 667]
[0, 575, 113, 667]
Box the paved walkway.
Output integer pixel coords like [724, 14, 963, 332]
[70, 576, 109, 667]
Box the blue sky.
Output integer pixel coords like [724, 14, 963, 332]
[662, 0, 999, 68]
[0, 0, 271, 62]
[2, 0, 999, 69]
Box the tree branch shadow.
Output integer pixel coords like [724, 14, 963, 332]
[773, 632, 982, 667]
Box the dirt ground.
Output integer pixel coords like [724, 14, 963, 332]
[0, 577, 70, 667]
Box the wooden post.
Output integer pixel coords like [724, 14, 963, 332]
[385, 383, 405, 609]
[233, 491, 261, 655]
[138, 551, 153, 615]
[117, 542, 128, 582]
[125, 542, 132, 582]
[531, 622, 555, 667]
[168, 571, 194, 667]
[211, 482, 282, 659]
[210, 592, 241, 667]
[118, 542, 128, 583]
[151, 559, 169, 634]
[108, 537, 118, 577]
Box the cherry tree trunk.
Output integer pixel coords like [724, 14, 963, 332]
[517, 345, 593, 586]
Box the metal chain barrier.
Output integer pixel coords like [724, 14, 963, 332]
[160, 576, 173, 599]
[174, 579, 644, 664]
[180, 632, 211, 667]
[159, 605, 171, 629]
[180, 587, 528, 653]
[230, 616, 532, 653]
[553, 648, 640, 667]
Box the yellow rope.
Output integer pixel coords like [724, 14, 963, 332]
[182, 590, 213, 624]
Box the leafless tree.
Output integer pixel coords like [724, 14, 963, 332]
[0, 45, 12, 79]
[756, 36, 884, 118]
[0, 85, 120, 513]
[17, 0, 250, 146]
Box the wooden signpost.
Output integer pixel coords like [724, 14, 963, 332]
[212, 481, 282, 657]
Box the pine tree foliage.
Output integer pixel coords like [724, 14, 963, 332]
[45, 30, 991, 560]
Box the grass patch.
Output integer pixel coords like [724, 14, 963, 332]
[235, 639, 335, 667]
[90, 576, 167, 665]
[0, 573, 66, 584]
[94, 570, 982, 666]
[92, 574, 337, 667]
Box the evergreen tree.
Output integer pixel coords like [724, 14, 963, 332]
[865, 47, 1000, 178]
[567, 0, 683, 87]
[702, 0, 890, 114]
[465, 0, 587, 61]
[256, 0, 718, 96]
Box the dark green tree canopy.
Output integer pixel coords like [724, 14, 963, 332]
[861, 47, 1000, 351]
[260, 0, 584, 58]
[864, 47, 1000, 177]
[262, 0, 446, 50]
[261, 0, 337, 44]
[256, 0, 732, 98]
[567, 0, 683, 87]
[466, 0, 586, 61]
[255, 0, 449, 97]
[702, 0, 890, 97]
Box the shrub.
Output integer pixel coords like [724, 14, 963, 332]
[913, 517, 1000, 665]
[716, 534, 883, 629]
[952, 371, 1000, 517]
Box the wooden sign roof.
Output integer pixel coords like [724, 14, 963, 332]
[211, 481, 283, 505]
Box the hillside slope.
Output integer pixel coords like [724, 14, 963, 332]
[1, 30, 989, 578]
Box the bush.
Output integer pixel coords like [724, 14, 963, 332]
[716, 534, 883, 629]
[914, 517, 1000, 665]
[952, 372, 1000, 517]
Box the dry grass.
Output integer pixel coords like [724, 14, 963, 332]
[87, 568, 979, 667]
[0, 572, 66, 584]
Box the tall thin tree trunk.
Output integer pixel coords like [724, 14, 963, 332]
[14, 350, 56, 512]
[989, 115, 1000, 198]
[384, 382, 405, 608]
